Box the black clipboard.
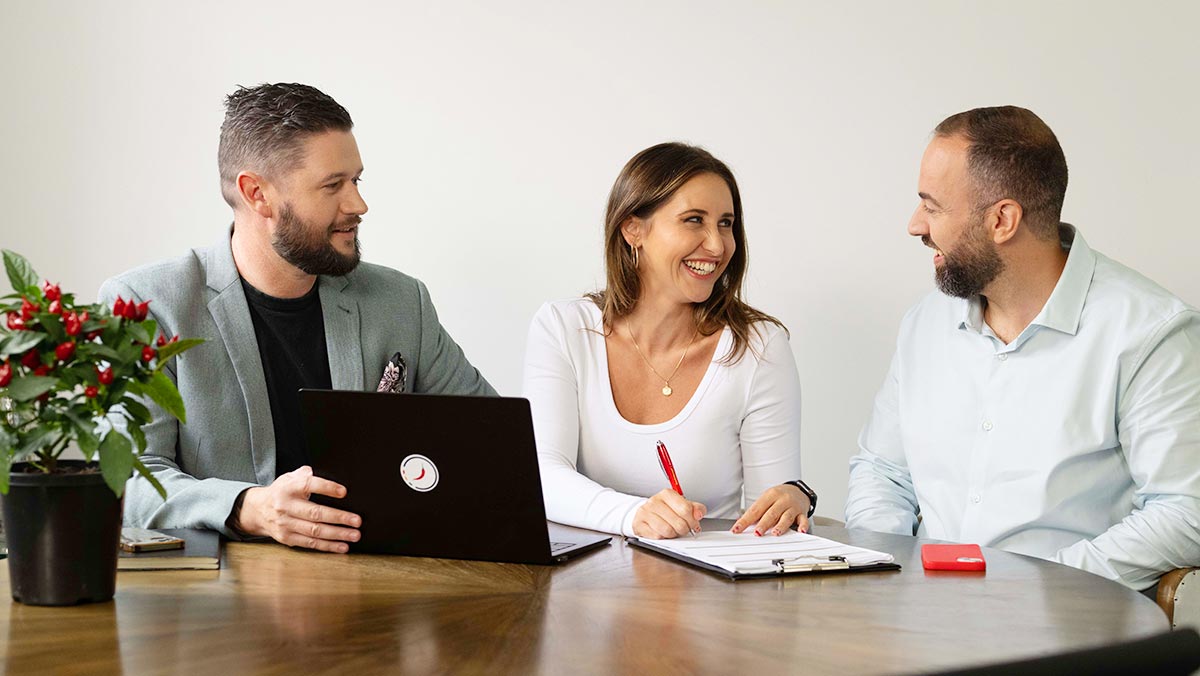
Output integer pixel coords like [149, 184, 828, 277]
[626, 536, 902, 580]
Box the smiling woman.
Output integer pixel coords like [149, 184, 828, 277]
[524, 142, 816, 542]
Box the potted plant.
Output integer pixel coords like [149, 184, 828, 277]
[0, 249, 201, 605]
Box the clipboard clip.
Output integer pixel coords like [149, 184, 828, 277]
[771, 555, 850, 573]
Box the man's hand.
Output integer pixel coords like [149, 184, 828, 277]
[732, 484, 811, 536]
[234, 465, 362, 553]
[632, 489, 707, 539]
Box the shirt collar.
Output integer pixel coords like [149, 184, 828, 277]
[958, 223, 1096, 337]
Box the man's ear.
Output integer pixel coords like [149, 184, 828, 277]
[236, 171, 273, 219]
[991, 199, 1022, 245]
[620, 216, 643, 248]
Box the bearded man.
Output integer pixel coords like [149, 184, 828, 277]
[100, 83, 495, 551]
[844, 106, 1200, 591]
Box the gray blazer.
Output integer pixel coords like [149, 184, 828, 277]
[99, 230, 496, 535]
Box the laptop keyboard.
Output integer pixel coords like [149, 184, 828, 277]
[549, 541, 575, 554]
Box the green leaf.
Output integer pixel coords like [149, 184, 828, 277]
[131, 456, 166, 500]
[64, 411, 100, 461]
[17, 426, 56, 460]
[120, 397, 152, 424]
[76, 424, 100, 461]
[1, 330, 44, 357]
[90, 344, 122, 362]
[118, 341, 141, 364]
[98, 430, 133, 497]
[0, 427, 13, 493]
[3, 375, 58, 402]
[140, 371, 186, 423]
[34, 313, 66, 342]
[154, 337, 204, 367]
[126, 322, 151, 345]
[2, 250, 38, 294]
[127, 421, 147, 453]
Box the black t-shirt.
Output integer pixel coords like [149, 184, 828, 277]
[241, 278, 332, 478]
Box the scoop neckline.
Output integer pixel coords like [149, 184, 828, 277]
[585, 302, 731, 434]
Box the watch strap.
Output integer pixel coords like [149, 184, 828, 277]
[786, 479, 818, 518]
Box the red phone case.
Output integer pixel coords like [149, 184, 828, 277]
[921, 544, 987, 571]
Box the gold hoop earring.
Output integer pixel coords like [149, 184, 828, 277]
[631, 244, 640, 269]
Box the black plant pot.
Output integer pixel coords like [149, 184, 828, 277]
[1, 461, 122, 606]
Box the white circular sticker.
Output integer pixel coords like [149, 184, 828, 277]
[400, 454, 439, 492]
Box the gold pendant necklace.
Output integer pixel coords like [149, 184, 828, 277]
[626, 321, 699, 397]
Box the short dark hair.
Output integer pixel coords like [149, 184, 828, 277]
[934, 106, 1068, 240]
[218, 83, 353, 209]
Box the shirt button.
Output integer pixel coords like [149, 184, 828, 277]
[982, 420, 994, 431]
[997, 353, 1008, 362]
[971, 494, 982, 504]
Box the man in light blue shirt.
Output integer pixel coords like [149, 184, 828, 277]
[845, 106, 1200, 591]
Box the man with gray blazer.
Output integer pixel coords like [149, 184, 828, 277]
[100, 83, 495, 553]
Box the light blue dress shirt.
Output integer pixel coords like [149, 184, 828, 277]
[846, 225, 1200, 590]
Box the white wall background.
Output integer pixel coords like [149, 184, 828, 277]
[2, 1, 1197, 517]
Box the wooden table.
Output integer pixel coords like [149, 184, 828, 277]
[0, 523, 1167, 675]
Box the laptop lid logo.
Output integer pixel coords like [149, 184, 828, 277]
[400, 454, 440, 492]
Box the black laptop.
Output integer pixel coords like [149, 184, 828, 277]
[298, 389, 611, 564]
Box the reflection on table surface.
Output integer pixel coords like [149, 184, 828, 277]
[0, 523, 1167, 675]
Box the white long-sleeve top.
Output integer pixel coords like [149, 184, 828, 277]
[523, 298, 802, 536]
[845, 225, 1200, 590]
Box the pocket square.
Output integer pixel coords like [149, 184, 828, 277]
[377, 352, 408, 393]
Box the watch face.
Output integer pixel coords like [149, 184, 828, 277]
[400, 454, 439, 492]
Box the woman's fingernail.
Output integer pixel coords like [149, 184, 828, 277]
[772, 529, 780, 536]
[731, 525, 740, 533]
[755, 530, 762, 537]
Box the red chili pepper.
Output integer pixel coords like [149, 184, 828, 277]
[84, 385, 99, 399]
[97, 367, 114, 385]
[42, 281, 61, 301]
[133, 301, 150, 322]
[64, 315, 81, 336]
[21, 350, 41, 369]
[85, 330, 102, 341]
[33, 365, 51, 377]
[55, 341, 76, 361]
[112, 296, 126, 318]
[0, 361, 11, 387]
[141, 346, 155, 362]
[156, 333, 167, 347]
[20, 297, 39, 321]
[6, 312, 24, 331]
[171, 334, 179, 343]
[79, 311, 89, 323]
[48, 299, 62, 315]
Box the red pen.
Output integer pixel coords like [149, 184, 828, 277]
[656, 440, 697, 537]
[656, 440, 683, 495]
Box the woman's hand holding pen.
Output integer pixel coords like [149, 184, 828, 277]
[731, 484, 811, 537]
[632, 489, 707, 539]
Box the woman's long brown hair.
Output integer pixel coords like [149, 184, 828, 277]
[587, 142, 785, 362]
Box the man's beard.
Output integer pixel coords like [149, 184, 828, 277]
[926, 216, 1004, 299]
[272, 204, 362, 276]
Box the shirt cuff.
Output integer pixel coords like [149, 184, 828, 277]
[620, 499, 647, 538]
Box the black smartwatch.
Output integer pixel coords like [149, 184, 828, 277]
[785, 479, 818, 518]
